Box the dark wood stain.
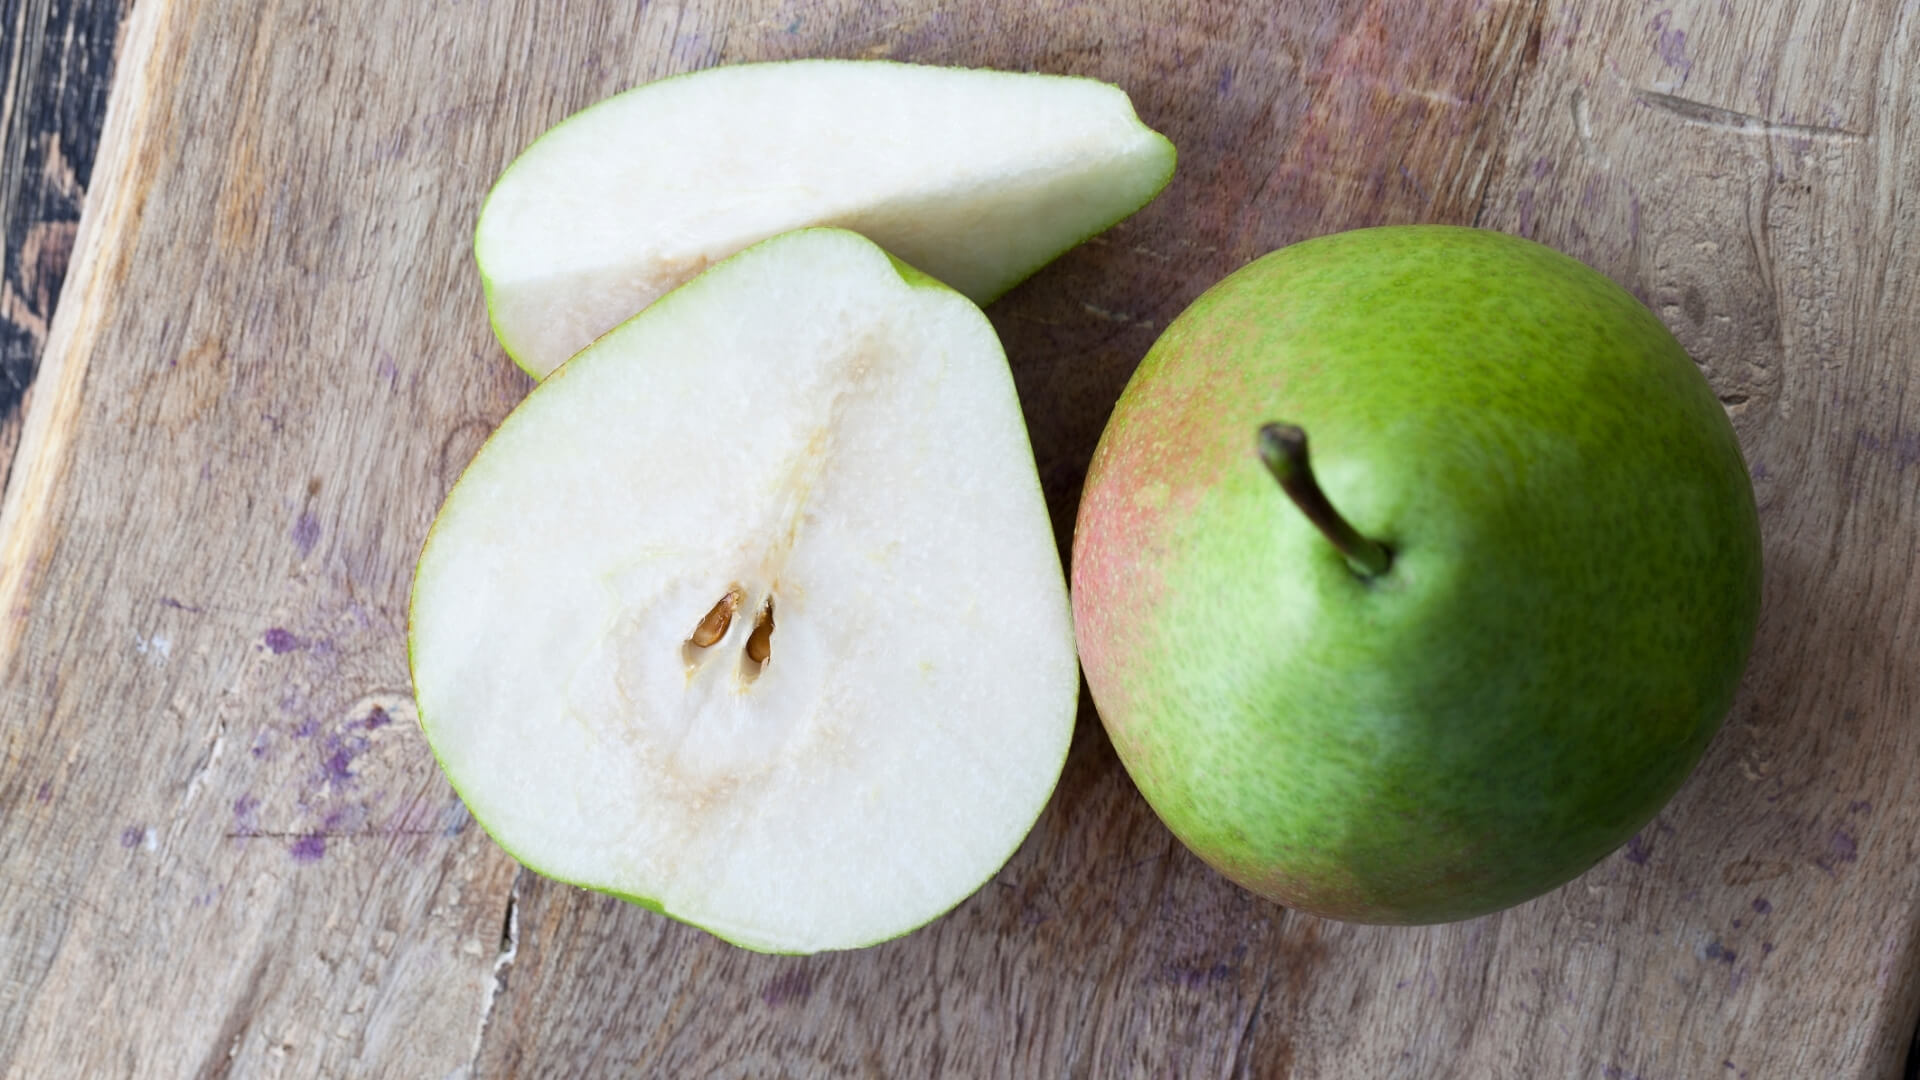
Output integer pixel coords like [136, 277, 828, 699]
[0, 0, 128, 459]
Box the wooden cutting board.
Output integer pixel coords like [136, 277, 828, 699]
[3, 1, 1917, 1076]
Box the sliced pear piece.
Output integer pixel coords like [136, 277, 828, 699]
[476, 59, 1177, 377]
[412, 228, 1080, 953]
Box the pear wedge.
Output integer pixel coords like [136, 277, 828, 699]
[476, 60, 1176, 377]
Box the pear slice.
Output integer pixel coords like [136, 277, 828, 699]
[411, 228, 1079, 953]
[476, 59, 1177, 377]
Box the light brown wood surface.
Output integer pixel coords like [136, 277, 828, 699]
[2, 0, 1917, 1076]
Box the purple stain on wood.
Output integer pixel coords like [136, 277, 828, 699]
[159, 596, 204, 613]
[1217, 65, 1234, 97]
[1814, 828, 1858, 875]
[251, 731, 272, 758]
[120, 825, 144, 848]
[290, 834, 327, 862]
[1164, 959, 1240, 988]
[439, 800, 473, 837]
[263, 627, 302, 654]
[1731, 919, 1742, 929]
[36, 781, 52, 802]
[1624, 831, 1653, 864]
[292, 513, 321, 557]
[1704, 940, 1737, 964]
[1397, 164, 1430, 202]
[1899, 434, 1920, 469]
[1761, 942, 1775, 955]
[363, 705, 392, 730]
[1848, 799, 1872, 814]
[1532, 156, 1553, 179]
[320, 734, 372, 787]
[1647, 10, 1692, 79]
[1656, 28, 1689, 73]
[234, 794, 259, 819]
[1752, 898, 1771, 914]
[761, 969, 813, 1007]
[377, 350, 400, 390]
[294, 718, 319, 738]
[1853, 429, 1920, 469]
[325, 747, 358, 785]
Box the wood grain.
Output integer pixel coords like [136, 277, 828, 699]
[1, 0, 1917, 1077]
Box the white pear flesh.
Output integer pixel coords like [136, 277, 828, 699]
[412, 228, 1079, 954]
[476, 59, 1177, 377]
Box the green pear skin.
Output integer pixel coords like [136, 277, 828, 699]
[1071, 226, 1763, 924]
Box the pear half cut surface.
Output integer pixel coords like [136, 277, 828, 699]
[476, 59, 1177, 377]
[411, 229, 1079, 954]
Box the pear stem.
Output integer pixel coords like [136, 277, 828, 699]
[1257, 423, 1393, 579]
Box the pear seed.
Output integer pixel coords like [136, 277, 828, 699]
[690, 588, 743, 648]
[746, 599, 775, 664]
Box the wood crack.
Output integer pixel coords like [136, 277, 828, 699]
[467, 869, 523, 1077]
[1230, 975, 1273, 1080]
[1634, 90, 1869, 141]
[191, 949, 273, 1080]
[223, 828, 444, 840]
[1471, 0, 1554, 228]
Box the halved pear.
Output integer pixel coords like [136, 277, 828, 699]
[477, 59, 1177, 377]
[411, 228, 1079, 953]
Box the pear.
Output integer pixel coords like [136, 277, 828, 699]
[411, 228, 1079, 953]
[476, 60, 1176, 377]
[1073, 226, 1763, 924]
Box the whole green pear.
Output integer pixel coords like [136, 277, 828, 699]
[1071, 226, 1762, 924]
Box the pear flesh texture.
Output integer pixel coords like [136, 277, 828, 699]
[477, 60, 1177, 377]
[411, 229, 1079, 953]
